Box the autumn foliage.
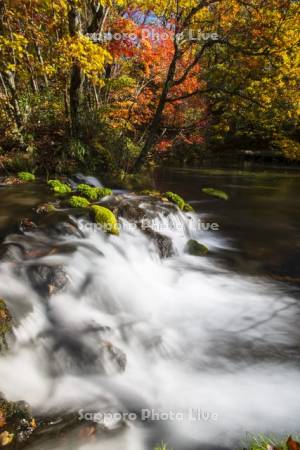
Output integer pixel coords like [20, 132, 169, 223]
[0, 0, 299, 173]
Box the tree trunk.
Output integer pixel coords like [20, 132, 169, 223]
[68, 1, 83, 137]
[35, 44, 49, 88]
[69, 62, 83, 137]
[2, 70, 23, 129]
[133, 50, 178, 171]
[0, 0, 23, 129]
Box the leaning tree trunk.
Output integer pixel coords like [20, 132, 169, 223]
[133, 50, 178, 171]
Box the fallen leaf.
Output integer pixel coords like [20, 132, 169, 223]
[0, 431, 14, 446]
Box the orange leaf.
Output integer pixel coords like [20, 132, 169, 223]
[0, 410, 6, 429]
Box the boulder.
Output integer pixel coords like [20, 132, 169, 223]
[185, 239, 209, 257]
[27, 265, 68, 296]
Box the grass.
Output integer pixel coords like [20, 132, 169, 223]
[153, 443, 172, 450]
[153, 435, 300, 450]
[240, 433, 300, 450]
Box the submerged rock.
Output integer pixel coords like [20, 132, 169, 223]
[99, 341, 127, 374]
[185, 239, 209, 257]
[27, 265, 69, 296]
[202, 187, 229, 201]
[142, 228, 175, 258]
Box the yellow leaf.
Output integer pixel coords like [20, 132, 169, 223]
[0, 431, 14, 446]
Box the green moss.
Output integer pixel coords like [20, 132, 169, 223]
[140, 190, 161, 197]
[69, 196, 90, 208]
[165, 192, 185, 210]
[77, 184, 112, 201]
[90, 205, 119, 235]
[48, 179, 72, 195]
[95, 187, 113, 199]
[46, 204, 56, 212]
[202, 187, 229, 201]
[77, 184, 98, 201]
[18, 172, 35, 182]
[0, 299, 12, 352]
[183, 203, 194, 212]
[36, 203, 56, 214]
[185, 239, 208, 257]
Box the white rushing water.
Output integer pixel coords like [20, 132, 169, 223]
[0, 201, 299, 450]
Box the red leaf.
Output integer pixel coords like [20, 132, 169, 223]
[287, 436, 300, 450]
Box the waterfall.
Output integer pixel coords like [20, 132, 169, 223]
[0, 198, 299, 449]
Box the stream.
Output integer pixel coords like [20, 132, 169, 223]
[0, 167, 299, 450]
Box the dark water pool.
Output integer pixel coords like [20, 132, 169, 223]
[154, 167, 300, 288]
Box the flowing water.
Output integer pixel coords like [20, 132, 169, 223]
[0, 167, 299, 450]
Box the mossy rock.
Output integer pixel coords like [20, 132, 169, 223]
[17, 172, 35, 182]
[139, 190, 161, 197]
[202, 187, 228, 201]
[0, 398, 36, 444]
[90, 205, 119, 235]
[185, 239, 208, 257]
[69, 196, 90, 208]
[77, 184, 98, 201]
[36, 203, 56, 214]
[183, 203, 194, 212]
[96, 187, 113, 199]
[77, 184, 112, 201]
[0, 299, 12, 352]
[165, 191, 185, 210]
[48, 180, 72, 195]
[0, 399, 33, 424]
